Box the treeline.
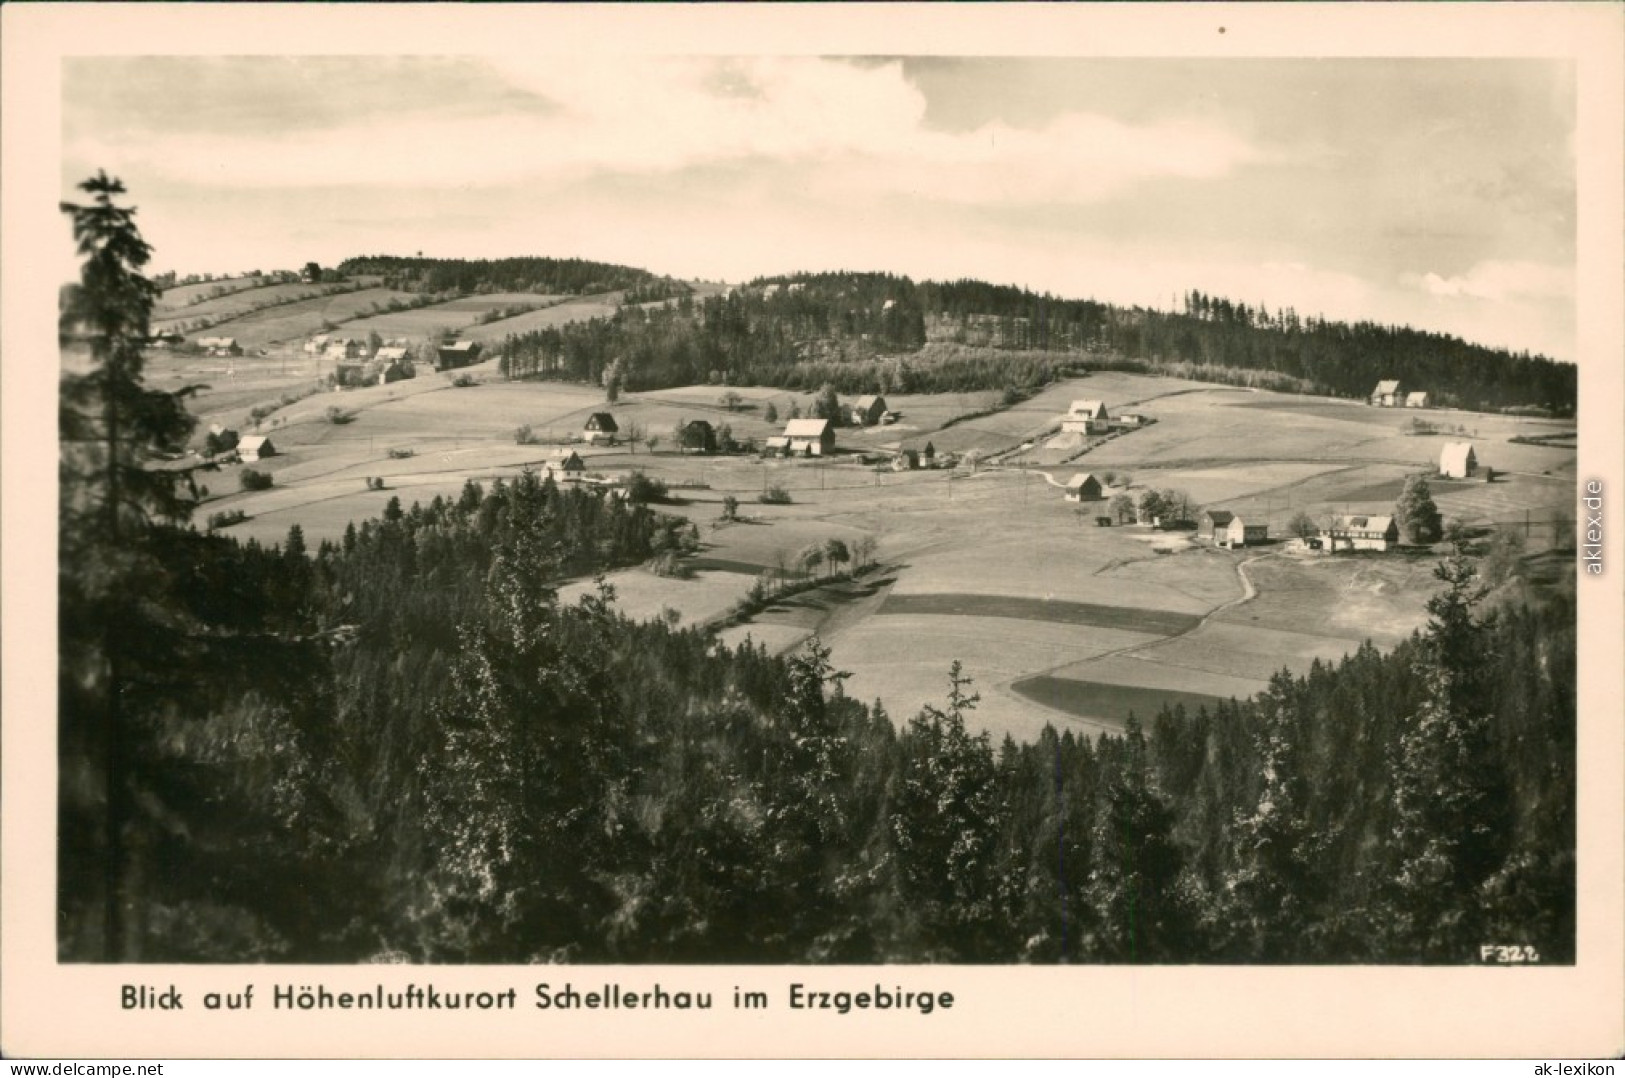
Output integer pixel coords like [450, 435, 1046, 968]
[494, 270, 1575, 414]
[335, 255, 665, 297]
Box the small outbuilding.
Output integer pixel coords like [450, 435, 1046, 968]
[850, 394, 888, 427]
[678, 419, 717, 454]
[584, 412, 619, 444]
[237, 435, 276, 462]
[783, 418, 834, 456]
[1064, 473, 1104, 502]
[1406, 391, 1430, 408]
[1439, 441, 1478, 479]
[1371, 379, 1403, 407]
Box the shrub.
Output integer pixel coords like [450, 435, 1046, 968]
[387, 448, 415, 459]
[626, 472, 669, 504]
[326, 406, 357, 425]
[720, 495, 740, 521]
[239, 468, 273, 492]
[515, 424, 536, 446]
[451, 374, 478, 388]
[759, 485, 792, 505]
[206, 509, 248, 531]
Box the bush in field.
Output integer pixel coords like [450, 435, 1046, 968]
[514, 424, 536, 446]
[721, 495, 739, 521]
[387, 448, 415, 460]
[326, 406, 357, 425]
[451, 374, 478, 388]
[759, 485, 792, 505]
[239, 468, 273, 492]
[626, 471, 668, 504]
[206, 509, 248, 531]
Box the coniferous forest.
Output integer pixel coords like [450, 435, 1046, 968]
[495, 272, 1575, 414]
[59, 176, 1576, 965]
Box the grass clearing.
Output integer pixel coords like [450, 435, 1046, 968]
[1011, 677, 1232, 725]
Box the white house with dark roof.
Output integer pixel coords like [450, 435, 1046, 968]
[544, 449, 585, 479]
[1062, 399, 1110, 435]
[1202, 509, 1268, 548]
[1324, 514, 1399, 551]
[583, 412, 619, 444]
[237, 435, 276, 462]
[1439, 441, 1478, 479]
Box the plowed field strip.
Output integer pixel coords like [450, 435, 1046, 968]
[877, 592, 1201, 635]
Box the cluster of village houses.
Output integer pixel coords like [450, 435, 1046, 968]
[1055, 394, 1482, 553]
[300, 335, 484, 387]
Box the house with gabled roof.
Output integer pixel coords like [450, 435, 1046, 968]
[1439, 441, 1477, 479]
[436, 340, 481, 371]
[1064, 473, 1104, 502]
[237, 435, 276, 462]
[1062, 399, 1110, 435]
[783, 417, 834, 456]
[1324, 514, 1399, 552]
[850, 394, 888, 427]
[1406, 391, 1430, 408]
[583, 412, 619, 444]
[1202, 509, 1268, 548]
[544, 449, 585, 479]
[1371, 379, 1403, 407]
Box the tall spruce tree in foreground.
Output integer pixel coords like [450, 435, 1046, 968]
[59, 173, 201, 959]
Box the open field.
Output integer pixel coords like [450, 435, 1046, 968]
[152, 281, 359, 331]
[184, 369, 1578, 744]
[156, 275, 280, 312]
[338, 293, 563, 339]
[158, 287, 426, 350]
[458, 293, 623, 342]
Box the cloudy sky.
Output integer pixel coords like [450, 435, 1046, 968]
[63, 55, 1575, 360]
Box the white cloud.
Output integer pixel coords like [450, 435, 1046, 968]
[66, 57, 1264, 207]
[1403, 260, 1573, 303]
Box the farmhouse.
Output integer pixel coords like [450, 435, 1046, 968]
[1439, 441, 1478, 479]
[1116, 412, 1151, 428]
[1371, 379, 1403, 407]
[1061, 399, 1110, 435]
[891, 448, 918, 472]
[850, 394, 888, 426]
[891, 439, 934, 470]
[1064, 473, 1104, 502]
[198, 336, 242, 357]
[1324, 514, 1399, 552]
[1201, 509, 1269, 549]
[783, 418, 834, 456]
[378, 359, 413, 385]
[583, 412, 619, 444]
[436, 340, 482, 371]
[544, 450, 585, 479]
[1406, 391, 1430, 408]
[374, 345, 409, 364]
[302, 334, 330, 355]
[763, 435, 791, 455]
[678, 419, 717, 454]
[324, 339, 366, 362]
[237, 435, 276, 462]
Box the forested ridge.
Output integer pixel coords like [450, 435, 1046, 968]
[335, 254, 681, 299]
[60, 177, 1576, 965]
[496, 271, 1575, 413]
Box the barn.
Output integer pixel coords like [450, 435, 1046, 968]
[1064, 473, 1104, 502]
[584, 412, 619, 444]
[850, 394, 888, 426]
[237, 435, 276, 463]
[1439, 441, 1478, 479]
[436, 340, 482, 371]
[1371, 379, 1403, 407]
[783, 418, 834, 456]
